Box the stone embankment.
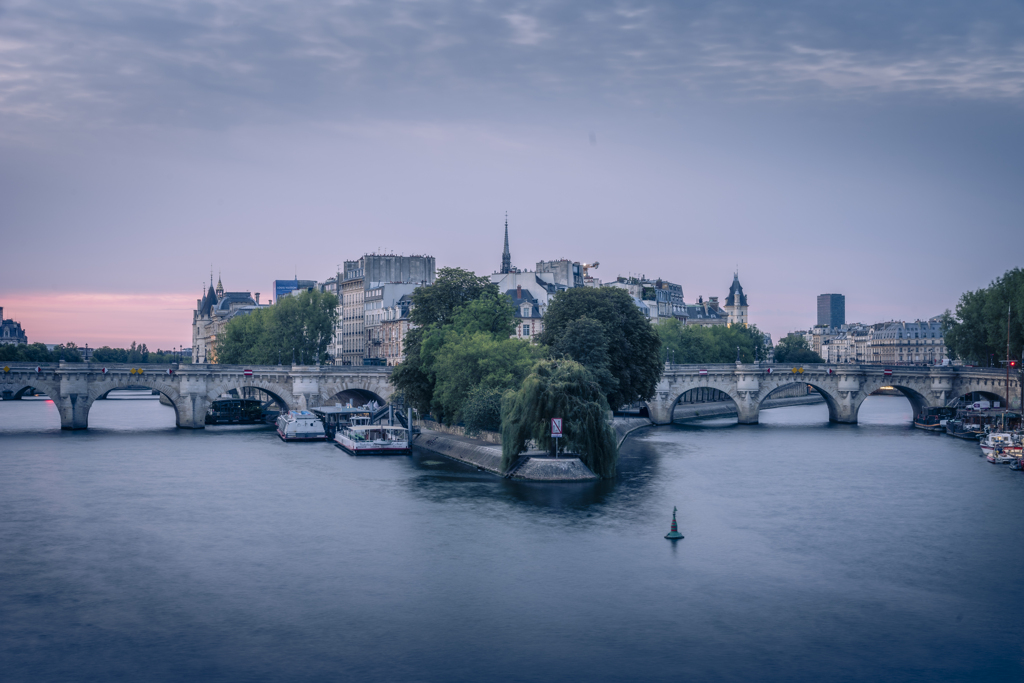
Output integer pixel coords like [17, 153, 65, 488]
[411, 430, 598, 481]
[612, 416, 654, 448]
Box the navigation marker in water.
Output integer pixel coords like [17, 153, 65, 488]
[665, 507, 684, 540]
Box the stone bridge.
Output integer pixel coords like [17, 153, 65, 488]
[0, 362, 394, 430]
[646, 363, 1020, 425]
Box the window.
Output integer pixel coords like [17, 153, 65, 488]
[523, 324, 530, 336]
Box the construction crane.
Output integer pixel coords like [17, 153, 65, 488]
[581, 261, 599, 278]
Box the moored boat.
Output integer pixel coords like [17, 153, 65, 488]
[335, 424, 410, 455]
[276, 410, 327, 441]
[986, 450, 1019, 464]
[914, 407, 955, 431]
[980, 432, 1021, 458]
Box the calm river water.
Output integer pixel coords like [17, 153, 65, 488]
[1, 395, 1023, 682]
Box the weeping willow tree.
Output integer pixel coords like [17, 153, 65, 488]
[500, 359, 618, 478]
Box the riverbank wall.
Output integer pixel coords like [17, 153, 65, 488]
[411, 430, 598, 481]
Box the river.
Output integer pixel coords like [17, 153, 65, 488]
[1, 395, 1022, 682]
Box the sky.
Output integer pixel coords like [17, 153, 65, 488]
[1, 0, 1023, 349]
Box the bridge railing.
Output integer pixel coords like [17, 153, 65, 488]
[0, 361, 392, 374]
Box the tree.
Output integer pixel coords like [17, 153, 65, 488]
[500, 360, 618, 478]
[393, 268, 503, 414]
[0, 342, 81, 363]
[398, 286, 537, 424]
[550, 317, 618, 396]
[539, 287, 662, 410]
[655, 320, 768, 364]
[461, 386, 506, 434]
[410, 267, 497, 327]
[773, 334, 824, 363]
[216, 290, 338, 365]
[392, 269, 527, 421]
[428, 332, 539, 423]
[943, 268, 1024, 364]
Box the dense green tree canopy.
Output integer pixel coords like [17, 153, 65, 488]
[392, 271, 538, 424]
[0, 342, 81, 363]
[216, 290, 338, 365]
[410, 267, 498, 327]
[500, 359, 618, 478]
[773, 334, 824, 364]
[90, 342, 185, 364]
[539, 287, 662, 409]
[942, 268, 1024, 364]
[655, 320, 768, 364]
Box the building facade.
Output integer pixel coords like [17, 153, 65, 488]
[682, 296, 728, 327]
[507, 284, 545, 341]
[0, 307, 28, 346]
[337, 255, 435, 366]
[817, 293, 846, 328]
[364, 283, 419, 364]
[273, 279, 316, 302]
[381, 295, 414, 366]
[869, 318, 948, 365]
[192, 277, 268, 363]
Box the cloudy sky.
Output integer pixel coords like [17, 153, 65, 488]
[1, 0, 1023, 348]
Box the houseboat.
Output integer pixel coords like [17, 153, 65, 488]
[335, 423, 410, 455]
[913, 407, 956, 432]
[276, 410, 327, 442]
[206, 398, 265, 425]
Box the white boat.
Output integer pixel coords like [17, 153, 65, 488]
[987, 451, 1018, 464]
[980, 432, 1022, 459]
[335, 424, 411, 455]
[276, 410, 327, 442]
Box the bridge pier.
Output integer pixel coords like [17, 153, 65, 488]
[57, 371, 93, 430]
[735, 393, 760, 424]
[176, 373, 210, 429]
[173, 394, 210, 429]
[56, 393, 93, 430]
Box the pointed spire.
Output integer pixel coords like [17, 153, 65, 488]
[216, 271, 224, 297]
[501, 212, 511, 275]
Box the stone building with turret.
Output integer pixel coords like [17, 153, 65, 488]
[723, 273, 748, 327]
[0, 307, 28, 346]
[192, 275, 267, 363]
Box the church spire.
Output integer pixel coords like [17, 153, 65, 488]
[501, 212, 511, 274]
[216, 271, 224, 297]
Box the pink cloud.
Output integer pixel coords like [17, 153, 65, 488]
[2, 292, 195, 351]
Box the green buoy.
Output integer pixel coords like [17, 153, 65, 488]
[665, 506, 684, 540]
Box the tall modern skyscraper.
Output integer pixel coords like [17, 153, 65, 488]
[500, 214, 511, 275]
[817, 293, 846, 328]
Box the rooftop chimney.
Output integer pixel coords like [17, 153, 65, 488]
[517, 284, 522, 299]
[255, 293, 260, 305]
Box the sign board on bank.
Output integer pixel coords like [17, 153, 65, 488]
[551, 418, 563, 438]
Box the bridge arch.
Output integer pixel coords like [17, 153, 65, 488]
[758, 381, 842, 422]
[323, 387, 388, 408]
[668, 386, 740, 423]
[233, 385, 290, 413]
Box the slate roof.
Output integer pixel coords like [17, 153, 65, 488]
[725, 274, 747, 307]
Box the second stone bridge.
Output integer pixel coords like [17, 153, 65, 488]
[645, 363, 1019, 425]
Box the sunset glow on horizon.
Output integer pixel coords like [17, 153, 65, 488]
[2, 293, 196, 351]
